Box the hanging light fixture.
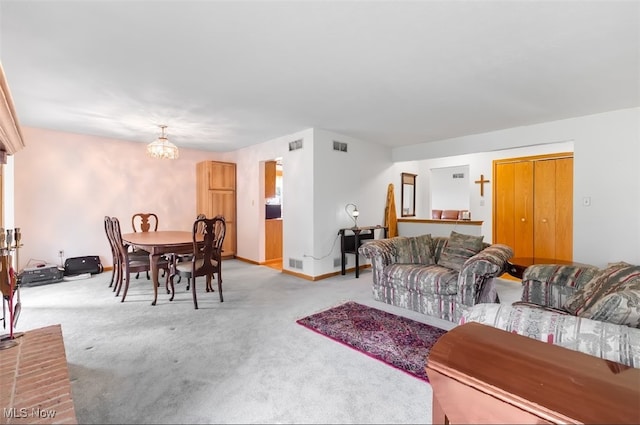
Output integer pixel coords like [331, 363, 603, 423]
[147, 125, 179, 159]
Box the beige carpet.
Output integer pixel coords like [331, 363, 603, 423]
[11, 260, 521, 424]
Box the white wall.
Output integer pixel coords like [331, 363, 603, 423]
[310, 129, 395, 276]
[430, 165, 470, 211]
[228, 127, 395, 277]
[12, 107, 639, 273]
[15, 127, 222, 269]
[396, 142, 574, 242]
[223, 128, 315, 270]
[393, 107, 640, 266]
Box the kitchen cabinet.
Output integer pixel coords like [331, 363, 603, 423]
[265, 160, 277, 199]
[265, 219, 282, 261]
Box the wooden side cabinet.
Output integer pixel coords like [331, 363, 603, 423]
[427, 322, 640, 424]
[196, 161, 237, 257]
[265, 160, 277, 199]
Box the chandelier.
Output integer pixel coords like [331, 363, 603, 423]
[147, 125, 179, 159]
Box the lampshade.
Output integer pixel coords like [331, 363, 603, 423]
[147, 125, 179, 159]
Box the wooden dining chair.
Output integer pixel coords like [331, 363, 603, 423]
[171, 213, 206, 291]
[131, 212, 159, 280]
[167, 215, 226, 309]
[110, 217, 170, 302]
[131, 213, 159, 233]
[104, 216, 121, 289]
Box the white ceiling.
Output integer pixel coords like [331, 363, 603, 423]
[1, 0, 638, 152]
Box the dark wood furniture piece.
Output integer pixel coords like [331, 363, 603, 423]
[168, 216, 226, 309]
[131, 212, 160, 279]
[109, 217, 170, 302]
[121, 230, 202, 305]
[131, 212, 159, 233]
[426, 322, 640, 424]
[506, 257, 589, 279]
[338, 225, 387, 278]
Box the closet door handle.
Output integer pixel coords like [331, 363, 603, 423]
[521, 218, 526, 222]
[541, 218, 548, 223]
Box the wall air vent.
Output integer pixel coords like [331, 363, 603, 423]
[288, 258, 303, 269]
[333, 141, 348, 152]
[333, 257, 346, 267]
[453, 173, 465, 179]
[289, 139, 303, 151]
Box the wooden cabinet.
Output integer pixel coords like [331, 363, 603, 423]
[196, 161, 236, 258]
[265, 160, 277, 199]
[265, 219, 283, 261]
[493, 153, 573, 261]
[427, 322, 640, 425]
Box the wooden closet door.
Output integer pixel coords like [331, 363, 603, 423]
[514, 161, 534, 258]
[533, 160, 556, 259]
[494, 153, 573, 262]
[494, 162, 515, 250]
[554, 158, 573, 261]
[533, 157, 573, 261]
[494, 161, 534, 258]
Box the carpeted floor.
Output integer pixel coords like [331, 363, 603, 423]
[9, 260, 521, 424]
[297, 301, 448, 381]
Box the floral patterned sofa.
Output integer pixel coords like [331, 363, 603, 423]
[358, 231, 514, 323]
[462, 262, 640, 367]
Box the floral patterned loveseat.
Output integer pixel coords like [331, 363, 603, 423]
[462, 262, 640, 367]
[358, 231, 514, 323]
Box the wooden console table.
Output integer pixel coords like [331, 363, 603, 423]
[426, 322, 639, 424]
[338, 225, 387, 278]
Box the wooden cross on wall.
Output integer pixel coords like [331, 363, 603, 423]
[475, 174, 490, 197]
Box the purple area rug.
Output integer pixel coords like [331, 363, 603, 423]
[296, 301, 447, 382]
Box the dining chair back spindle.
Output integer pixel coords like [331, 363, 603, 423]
[168, 215, 226, 309]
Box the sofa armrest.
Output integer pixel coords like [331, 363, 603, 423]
[358, 238, 399, 285]
[457, 244, 514, 306]
[461, 303, 640, 368]
[521, 264, 599, 309]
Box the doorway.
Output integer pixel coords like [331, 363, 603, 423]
[264, 159, 283, 270]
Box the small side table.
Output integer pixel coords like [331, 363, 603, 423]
[506, 257, 588, 280]
[338, 225, 387, 278]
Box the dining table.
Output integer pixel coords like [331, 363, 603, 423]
[121, 230, 203, 306]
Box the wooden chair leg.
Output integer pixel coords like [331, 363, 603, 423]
[120, 272, 131, 302]
[168, 273, 176, 301]
[217, 273, 223, 302]
[112, 262, 121, 292]
[205, 275, 212, 292]
[192, 278, 198, 310]
[108, 266, 115, 288]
